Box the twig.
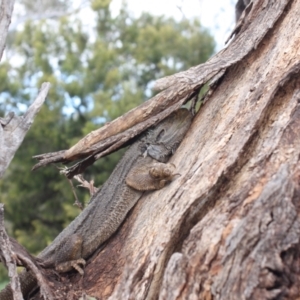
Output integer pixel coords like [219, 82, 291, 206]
[0, 204, 55, 299]
[16, 254, 55, 300]
[68, 178, 84, 210]
[74, 175, 99, 196]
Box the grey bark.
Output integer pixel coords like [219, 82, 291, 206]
[0, 0, 14, 60]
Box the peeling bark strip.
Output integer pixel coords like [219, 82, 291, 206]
[48, 1, 300, 299]
[33, 0, 292, 178]
[32, 101, 187, 177]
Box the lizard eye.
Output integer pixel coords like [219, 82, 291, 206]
[156, 129, 165, 142]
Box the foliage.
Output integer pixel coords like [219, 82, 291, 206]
[0, 279, 9, 291]
[0, 0, 215, 278]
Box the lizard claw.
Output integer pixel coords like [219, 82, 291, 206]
[56, 258, 86, 275]
[72, 258, 86, 275]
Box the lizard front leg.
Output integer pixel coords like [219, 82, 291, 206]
[125, 157, 179, 191]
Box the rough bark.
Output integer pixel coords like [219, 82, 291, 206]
[60, 0, 299, 299]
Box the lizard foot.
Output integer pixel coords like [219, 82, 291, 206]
[56, 258, 86, 275]
[149, 162, 176, 179]
[126, 159, 180, 191]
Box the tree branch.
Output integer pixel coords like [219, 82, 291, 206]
[0, 0, 15, 61]
[0, 82, 51, 178]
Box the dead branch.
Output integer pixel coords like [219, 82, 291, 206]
[1, 205, 56, 300]
[15, 256, 55, 300]
[0, 204, 24, 300]
[0, 82, 51, 178]
[32, 100, 193, 176]
[73, 175, 99, 196]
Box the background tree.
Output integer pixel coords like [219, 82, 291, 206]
[0, 0, 215, 286]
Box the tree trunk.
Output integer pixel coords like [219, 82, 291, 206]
[70, 1, 300, 299]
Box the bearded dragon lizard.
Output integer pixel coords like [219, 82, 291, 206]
[0, 108, 192, 299]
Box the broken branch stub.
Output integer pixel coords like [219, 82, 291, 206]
[0, 82, 51, 178]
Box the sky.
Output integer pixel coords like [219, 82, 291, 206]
[12, 0, 236, 52]
[109, 0, 236, 51]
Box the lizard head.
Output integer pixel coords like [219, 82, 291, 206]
[146, 108, 192, 163]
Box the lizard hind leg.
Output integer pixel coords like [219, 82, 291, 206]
[55, 234, 86, 275]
